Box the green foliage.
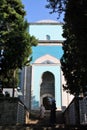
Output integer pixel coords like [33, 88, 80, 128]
[61, 0, 87, 96]
[0, 0, 38, 89]
[46, 0, 66, 19]
[46, 0, 66, 13]
[46, 0, 87, 96]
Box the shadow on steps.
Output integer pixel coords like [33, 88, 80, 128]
[29, 110, 64, 126]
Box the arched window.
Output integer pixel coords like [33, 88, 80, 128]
[46, 35, 50, 40]
[40, 71, 55, 109]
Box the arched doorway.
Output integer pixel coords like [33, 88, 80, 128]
[40, 71, 55, 109]
[43, 96, 51, 110]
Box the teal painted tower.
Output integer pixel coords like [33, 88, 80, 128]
[20, 20, 73, 111]
[29, 20, 64, 110]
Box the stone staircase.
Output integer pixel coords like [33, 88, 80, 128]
[29, 110, 64, 125]
[0, 110, 87, 130]
[0, 124, 87, 130]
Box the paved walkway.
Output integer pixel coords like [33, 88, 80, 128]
[27, 110, 65, 129]
[0, 110, 87, 130]
[29, 110, 64, 123]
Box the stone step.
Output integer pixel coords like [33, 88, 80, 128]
[0, 125, 87, 130]
[29, 110, 64, 125]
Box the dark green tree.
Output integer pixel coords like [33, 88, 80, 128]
[46, 0, 87, 96]
[0, 0, 38, 91]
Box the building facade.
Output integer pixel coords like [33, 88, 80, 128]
[20, 20, 73, 110]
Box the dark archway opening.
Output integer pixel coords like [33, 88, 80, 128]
[40, 71, 55, 96]
[43, 96, 51, 110]
[40, 71, 55, 110]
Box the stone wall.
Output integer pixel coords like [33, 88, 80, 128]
[0, 97, 29, 125]
[64, 97, 87, 125]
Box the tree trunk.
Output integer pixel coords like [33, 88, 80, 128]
[12, 70, 16, 97]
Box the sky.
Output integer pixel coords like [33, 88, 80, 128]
[22, 0, 64, 23]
